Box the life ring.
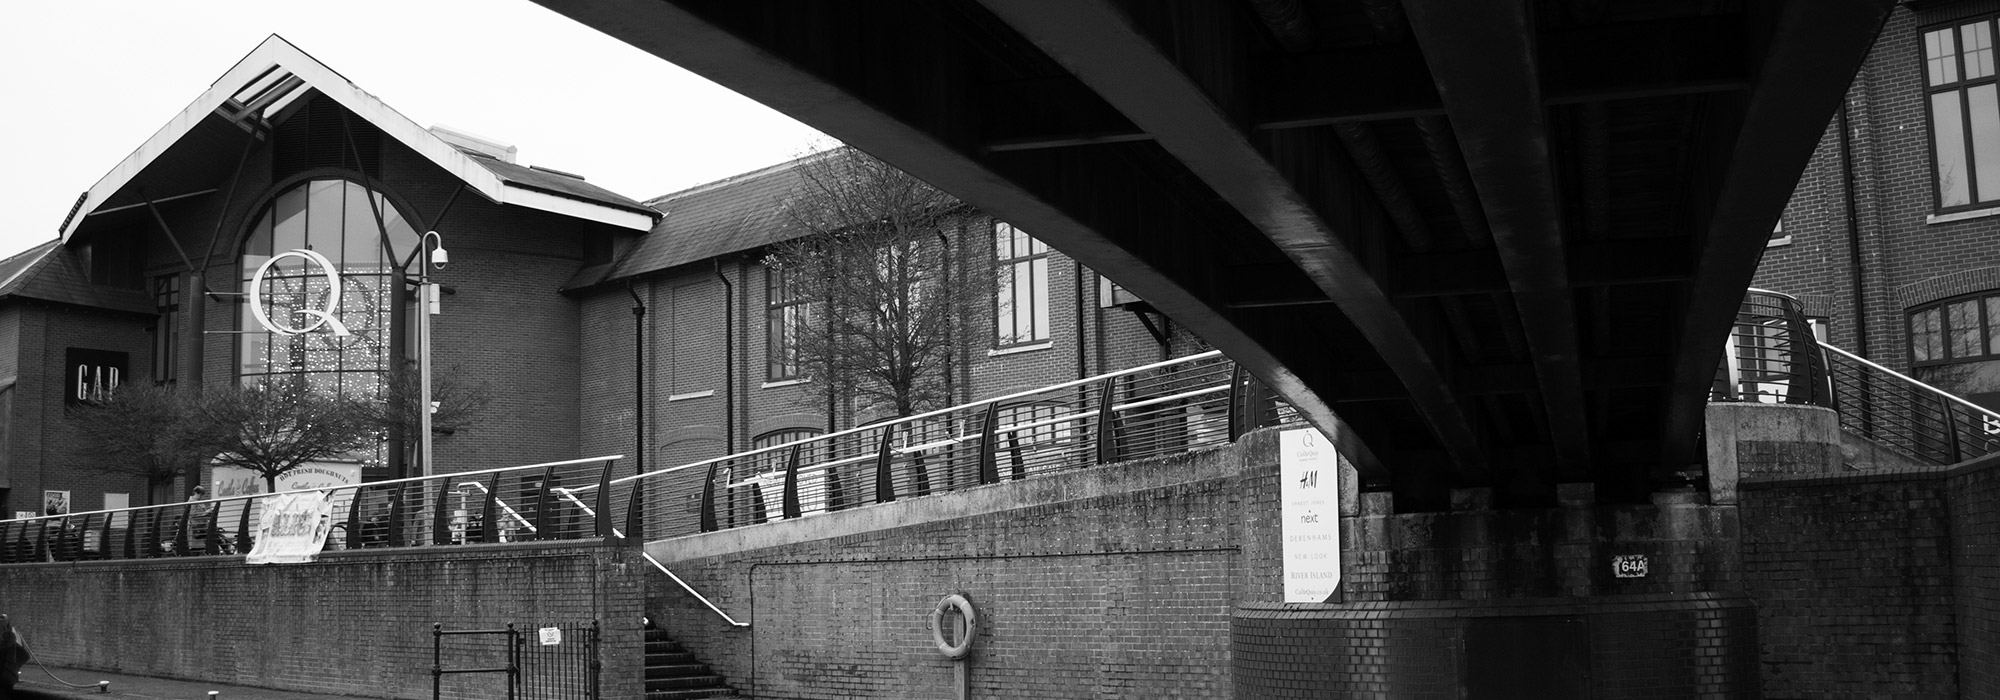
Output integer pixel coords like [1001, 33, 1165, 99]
[928, 593, 977, 659]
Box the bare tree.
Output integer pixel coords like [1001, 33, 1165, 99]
[199, 378, 378, 492]
[768, 146, 984, 418]
[70, 384, 231, 505]
[371, 362, 494, 439]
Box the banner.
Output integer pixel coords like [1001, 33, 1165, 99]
[245, 491, 337, 564]
[213, 463, 361, 546]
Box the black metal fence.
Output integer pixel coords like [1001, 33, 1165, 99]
[592, 349, 1292, 539]
[0, 350, 1294, 562]
[519, 621, 600, 700]
[1712, 287, 2000, 467]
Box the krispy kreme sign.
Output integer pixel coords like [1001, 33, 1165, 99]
[248, 249, 352, 337]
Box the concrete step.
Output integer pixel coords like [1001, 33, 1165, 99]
[647, 651, 699, 665]
[646, 675, 729, 692]
[646, 663, 714, 680]
[644, 689, 741, 700]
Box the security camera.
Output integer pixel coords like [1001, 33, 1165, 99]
[424, 231, 449, 270]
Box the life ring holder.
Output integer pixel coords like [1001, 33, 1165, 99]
[928, 593, 977, 659]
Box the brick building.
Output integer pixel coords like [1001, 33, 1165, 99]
[0, 36, 1190, 522]
[1758, 1, 2000, 412]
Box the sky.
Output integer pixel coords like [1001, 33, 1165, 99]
[0, 1, 830, 258]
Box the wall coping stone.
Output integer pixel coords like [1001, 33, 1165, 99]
[1741, 448, 2000, 489]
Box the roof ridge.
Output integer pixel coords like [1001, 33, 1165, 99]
[644, 148, 834, 207]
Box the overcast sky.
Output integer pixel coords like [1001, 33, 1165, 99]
[0, 1, 829, 258]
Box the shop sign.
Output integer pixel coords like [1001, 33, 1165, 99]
[63, 348, 126, 405]
[1281, 426, 1342, 603]
[247, 249, 351, 336]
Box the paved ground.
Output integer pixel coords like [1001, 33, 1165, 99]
[10, 665, 386, 700]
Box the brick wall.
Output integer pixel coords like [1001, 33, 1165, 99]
[1232, 595, 1760, 699]
[647, 444, 1244, 700]
[647, 428, 1764, 697]
[1741, 471, 1960, 699]
[1953, 456, 2000, 697]
[1759, 5, 2000, 374]
[0, 540, 647, 700]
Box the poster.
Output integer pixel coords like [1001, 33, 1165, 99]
[245, 491, 337, 564]
[1280, 427, 1341, 604]
[41, 490, 70, 517]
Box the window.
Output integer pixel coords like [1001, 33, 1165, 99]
[993, 222, 1050, 347]
[1926, 18, 2000, 210]
[239, 179, 421, 466]
[153, 274, 181, 384]
[766, 264, 809, 381]
[1910, 292, 2000, 365]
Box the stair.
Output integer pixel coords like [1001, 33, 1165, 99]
[643, 628, 739, 699]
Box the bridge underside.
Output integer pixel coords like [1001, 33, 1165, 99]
[536, 0, 1892, 509]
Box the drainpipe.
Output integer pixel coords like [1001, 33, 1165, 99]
[1839, 102, 1870, 358]
[1075, 261, 1088, 381]
[627, 281, 646, 478]
[714, 260, 735, 454]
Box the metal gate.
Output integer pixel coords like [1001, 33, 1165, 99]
[519, 621, 600, 700]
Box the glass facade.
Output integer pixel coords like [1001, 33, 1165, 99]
[239, 179, 421, 464]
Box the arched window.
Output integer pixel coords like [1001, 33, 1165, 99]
[239, 179, 421, 465]
[240, 179, 420, 392]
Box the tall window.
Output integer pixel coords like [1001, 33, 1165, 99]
[152, 274, 180, 384]
[993, 222, 1050, 348]
[1926, 18, 2000, 210]
[240, 179, 419, 399]
[766, 265, 808, 381]
[1910, 292, 2000, 366]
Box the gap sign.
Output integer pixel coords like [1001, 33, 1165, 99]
[1281, 427, 1341, 603]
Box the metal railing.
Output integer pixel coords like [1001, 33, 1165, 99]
[1712, 288, 2000, 467]
[570, 349, 1289, 540]
[0, 455, 627, 564]
[0, 351, 1291, 562]
[1823, 343, 2000, 465]
[1711, 289, 1832, 406]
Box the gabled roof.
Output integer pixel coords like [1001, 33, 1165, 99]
[61, 35, 658, 242]
[605, 153, 818, 280]
[0, 241, 152, 315]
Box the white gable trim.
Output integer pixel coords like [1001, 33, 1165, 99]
[62, 35, 650, 240]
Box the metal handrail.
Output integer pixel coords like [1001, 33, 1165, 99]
[1824, 343, 2000, 421]
[0, 455, 625, 563]
[597, 349, 1225, 487]
[641, 552, 749, 627]
[1709, 288, 2000, 468]
[598, 350, 1280, 539]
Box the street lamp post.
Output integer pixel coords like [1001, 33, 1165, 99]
[418, 231, 448, 477]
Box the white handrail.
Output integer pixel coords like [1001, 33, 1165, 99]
[1823, 343, 2000, 421]
[6, 455, 624, 527]
[598, 350, 1225, 486]
[642, 552, 750, 627]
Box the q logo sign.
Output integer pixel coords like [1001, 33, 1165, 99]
[248, 249, 352, 337]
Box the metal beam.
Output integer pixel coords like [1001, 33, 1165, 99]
[1661, 0, 1895, 470]
[986, 16, 1752, 153]
[1405, 0, 1589, 478]
[528, 0, 1392, 484]
[978, 0, 1488, 479]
